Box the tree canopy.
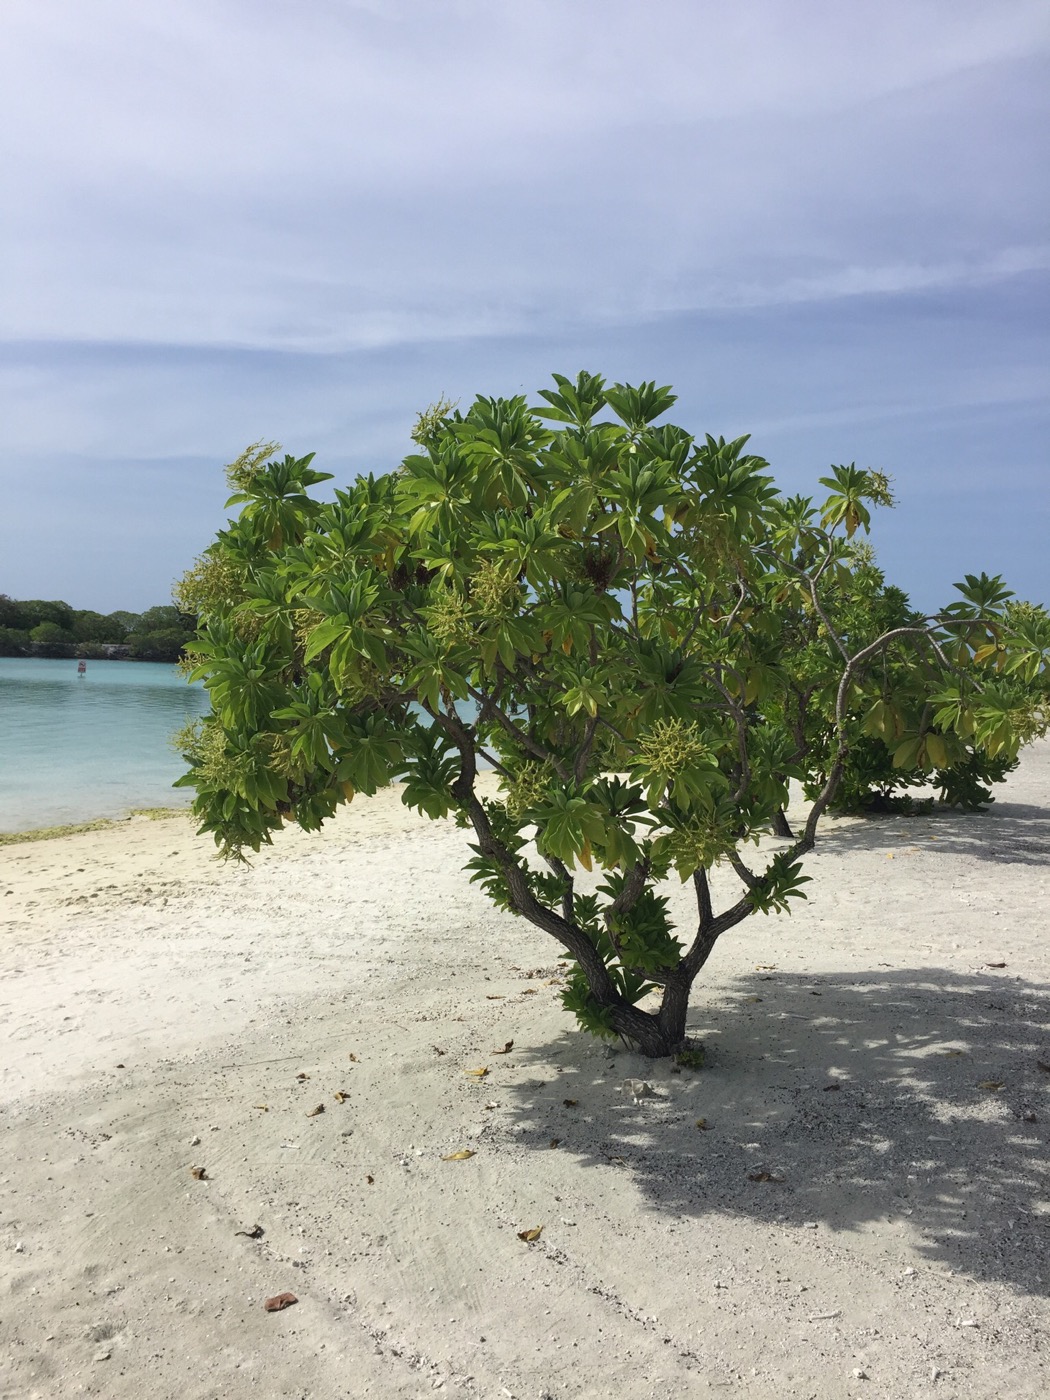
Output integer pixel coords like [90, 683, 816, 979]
[177, 375, 1049, 1057]
[0, 596, 196, 660]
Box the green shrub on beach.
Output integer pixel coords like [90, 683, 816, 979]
[176, 374, 1049, 1058]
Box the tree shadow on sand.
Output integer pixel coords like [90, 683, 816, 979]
[498, 967, 1050, 1297]
[801, 797, 1050, 868]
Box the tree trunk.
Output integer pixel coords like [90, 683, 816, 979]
[605, 971, 696, 1058]
[772, 806, 794, 839]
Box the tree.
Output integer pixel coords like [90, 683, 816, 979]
[127, 627, 192, 661]
[125, 604, 197, 660]
[71, 609, 115, 644]
[177, 375, 1049, 1058]
[29, 620, 76, 647]
[0, 625, 29, 656]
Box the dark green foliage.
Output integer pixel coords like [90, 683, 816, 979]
[0, 626, 30, 656]
[0, 594, 196, 660]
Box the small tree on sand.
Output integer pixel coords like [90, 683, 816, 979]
[177, 376, 1049, 1058]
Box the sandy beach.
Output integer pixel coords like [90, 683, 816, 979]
[2, 748, 1048, 1400]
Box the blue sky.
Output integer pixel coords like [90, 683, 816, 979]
[1, 0, 1047, 614]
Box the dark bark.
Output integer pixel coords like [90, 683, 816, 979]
[772, 806, 794, 839]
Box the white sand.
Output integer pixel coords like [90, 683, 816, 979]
[2, 749, 1049, 1399]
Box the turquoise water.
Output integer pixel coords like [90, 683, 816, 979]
[0, 658, 210, 832]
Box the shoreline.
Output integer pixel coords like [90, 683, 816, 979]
[2, 745, 1049, 1398]
[0, 805, 189, 846]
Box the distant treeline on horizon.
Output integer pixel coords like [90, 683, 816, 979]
[0, 595, 197, 662]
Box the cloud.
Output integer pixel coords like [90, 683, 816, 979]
[0, 1, 1047, 611]
[2, 0, 1048, 351]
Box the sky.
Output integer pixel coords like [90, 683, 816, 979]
[1, 0, 1047, 615]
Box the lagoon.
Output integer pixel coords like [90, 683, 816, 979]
[0, 657, 209, 832]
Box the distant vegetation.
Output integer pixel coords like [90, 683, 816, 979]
[0, 595, 197, 662]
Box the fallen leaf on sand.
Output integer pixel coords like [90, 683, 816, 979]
[755, 964, 777, 971]
[306, 1104, 325, 1117]
[823, 1083, 841, 1092]
[235, 1224, 265, 1239]
[743, 995, 763, 1004]
[493, 1041, 514, 1055]
[254, 1103, 269, 1111]
[748, 1171, 784, 1183]
[563, 1098, 578, 1107]
[695, 1118, 710, 1130]
[518, 1227, 543, 1243]
[334, 1091, 349, 1103]
[549, 1138, 560, 1148]
[366, 1174, 374, 1184]
[464, 1067, 490, 1078]
[940, 1050, 966, 1058]
[485, 994, 504, 1000]
[433, 1047, 446, 1056]
[986, 962, 1007, 969]
[348, 1053, 358, 1062]
[977, 1081, 1005, 1092]
[263, 1293, 297, 1312]
[190, 1166, 207, 1180]
[296, 1072, 309, 1081]
[441, 1150, 476, 1161]
[522, 988, 538, 995]
[1037, 1061, 1050, 1074]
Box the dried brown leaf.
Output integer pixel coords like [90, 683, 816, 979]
[695, 1118, 710, 1130]
[263, 1292, 297, 1312]
[517, 1227, 543, 1243]
[549, 1138, 560, 1149]
[748, 1171, 784, 1183]
[464, 1066, 489, 1078]
[306, 1103, 325, 1117]
[235, 1224, 264, 1239]
[977, 1081, 1005, 1092]
[333, 1091, 349, 1104]
[563, 1098, 578, 1107]
[366, 1174, 374, 1184]
[190, 1166, 207, 1180]
[493, 1041, 514, 1055]
[441, 1149, 476, 1161]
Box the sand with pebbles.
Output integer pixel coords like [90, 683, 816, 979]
[2, 748, 1049, 1399]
